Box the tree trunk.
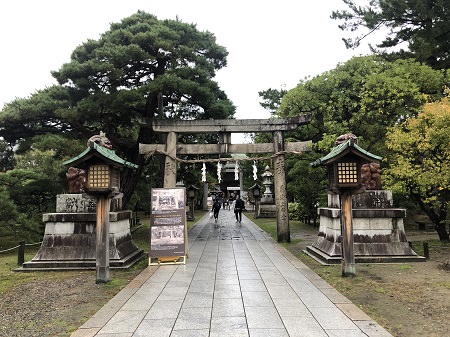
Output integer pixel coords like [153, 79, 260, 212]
[120, 121, 163, 207]
[120, 151, 145, 207]
[434, 222, 450, 242]
[410, 191, 449, 241]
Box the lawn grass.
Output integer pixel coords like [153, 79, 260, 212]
[0, 210, 207, 295]
[0, 251, 39, 293]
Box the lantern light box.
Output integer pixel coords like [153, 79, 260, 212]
[310, 138, 382, 193]
[64, 142, 138, 194]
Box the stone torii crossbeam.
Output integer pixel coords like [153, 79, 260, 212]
[139, 116, 312, 242]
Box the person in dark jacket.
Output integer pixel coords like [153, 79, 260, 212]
[212, 199, 221, 223]
[234, 195, 245, 223]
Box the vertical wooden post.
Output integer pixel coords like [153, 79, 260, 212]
[423, 242, 429, 259]
[18, 241, 25, 266]
[340, 191, 355, 277]
[273, 131, 290, 243]
[203, 182, 208, 210]
[164, 131, 177, 188]
[239, 170, 244, 195]
[96, 194, 111, 283]
[189, 197, 195, 220]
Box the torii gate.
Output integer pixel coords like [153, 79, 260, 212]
[139, 115, 312, 242]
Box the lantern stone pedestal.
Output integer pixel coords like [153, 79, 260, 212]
[18, 194, 145, 271]
[257, 166, 276, 218]
[305, 190, 426, 264]
[257, 204, 277, 218]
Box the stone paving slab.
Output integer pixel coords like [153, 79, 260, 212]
[71, 210, 393, 337]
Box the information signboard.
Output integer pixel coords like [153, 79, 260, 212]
[149, 188, 187, 264]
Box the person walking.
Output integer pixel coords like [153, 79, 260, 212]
[212, 198, 221, 223]
[234, 195, 245, 223]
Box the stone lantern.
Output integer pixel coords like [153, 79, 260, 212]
[311, 137, 381, 277]
[260, 165, 274, 204]
[187, 185, 199, 220]
[249, 183, 262, 218]
[63, 135, 138, 283]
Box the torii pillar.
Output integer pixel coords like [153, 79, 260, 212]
[273, 131, 290, 242]
[139, 116, 312, 242]
[164, 131, 177, 188]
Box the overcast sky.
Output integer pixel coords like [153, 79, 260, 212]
[0, 0, 373, 143]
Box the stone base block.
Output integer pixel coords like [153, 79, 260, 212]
[304, 191, 426, 264]
[258, 204, 276, 218]
[305, 245, 426, 264]
[18, 211, 145, 271]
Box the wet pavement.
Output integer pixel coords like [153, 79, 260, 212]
[71, 209, 393, 337]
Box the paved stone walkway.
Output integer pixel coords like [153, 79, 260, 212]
[71, 210, 393, 337]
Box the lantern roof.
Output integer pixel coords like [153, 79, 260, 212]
[187, 184, 199, 191]
[63, 142, 138, 169]
[310, 138, 382, 167]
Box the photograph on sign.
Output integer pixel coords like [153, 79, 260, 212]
[150, 188, 186, 258]
[151, 187, 185, 213]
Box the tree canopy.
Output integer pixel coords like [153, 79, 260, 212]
[0, 11, 236, 205]
[277, 55, 444, 155]
[258, 88, 288, 116]
[332, 0, 450, 69]
[267, 55, 448, 233]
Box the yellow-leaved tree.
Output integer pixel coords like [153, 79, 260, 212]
[385, 97, 450, 241]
